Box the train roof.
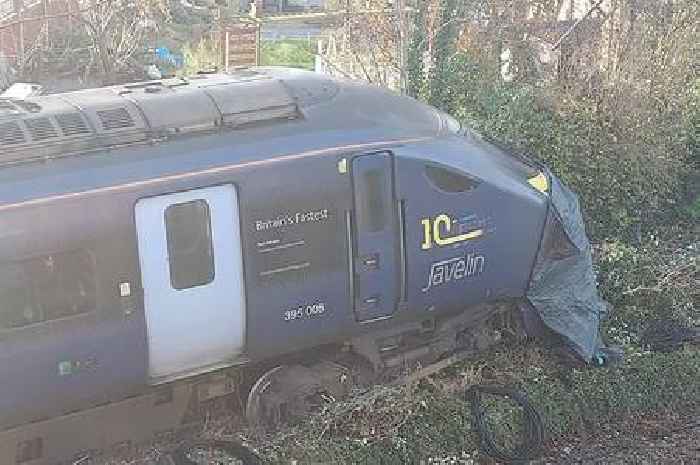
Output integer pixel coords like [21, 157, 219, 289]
[0, 67, 452, 168]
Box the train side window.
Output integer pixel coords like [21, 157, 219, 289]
[360, 169, 388, 233]
[0, 250, 96, 331]
[165, 199, 215, 290]
[424, 164, 480, 193]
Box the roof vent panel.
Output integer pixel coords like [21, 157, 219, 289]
[97, 108, 135, 131]
[128, 88, 220, 132]
[203, 79, 300, 127]
[56, 112, 91, 137]
[25, 117, 58, 141]
[60, 89, 147, 136]
[0, 122, 26, 145]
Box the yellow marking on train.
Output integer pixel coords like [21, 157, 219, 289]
[421, 214, 484, 250]
[528, 173, 549, 194]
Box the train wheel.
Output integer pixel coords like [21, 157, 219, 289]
[496, 305, 528, 344]
[172, 439, 262, 465]
[245, 362, 351, 435]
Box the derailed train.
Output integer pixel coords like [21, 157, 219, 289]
[0, 68, 605, 464]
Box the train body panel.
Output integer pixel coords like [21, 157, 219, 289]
[0, 195, 149, 433]
[0, 68, 552, 459]
[394, 139, 548, 318]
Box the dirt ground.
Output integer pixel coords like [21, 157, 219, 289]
[93, 408, 699, 465]
[538, 411, 700, 465]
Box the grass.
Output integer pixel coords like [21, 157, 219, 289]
[258, 344, 700, 464]
[260, 39, 316, 70]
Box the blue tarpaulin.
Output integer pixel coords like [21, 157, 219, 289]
[522, 168, 610, 362]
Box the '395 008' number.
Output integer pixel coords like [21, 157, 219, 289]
[283, 302, 326, 322]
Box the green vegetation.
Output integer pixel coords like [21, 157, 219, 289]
[408, 3, 697, 243]
[409, 53, 696, 242]
[180, 38, 221, 76]
[261, 346, 700, 464]
[261, 39, 316, 70]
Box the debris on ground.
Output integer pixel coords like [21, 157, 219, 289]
[539, 410, 700, 465]
[641, 319, 700, 353]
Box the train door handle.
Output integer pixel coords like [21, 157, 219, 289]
[361, 254, 380, 270]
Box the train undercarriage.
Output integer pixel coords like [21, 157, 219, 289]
[0, 301, 524, 465]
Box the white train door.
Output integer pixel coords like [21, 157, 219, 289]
[135, 184, 246, 383]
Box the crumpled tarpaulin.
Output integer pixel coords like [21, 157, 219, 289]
[521, 168, 610, 362]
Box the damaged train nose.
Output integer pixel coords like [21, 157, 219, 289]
[521, 168, 616, 364]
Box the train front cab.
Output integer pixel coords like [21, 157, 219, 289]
[347, 137, 550, 327]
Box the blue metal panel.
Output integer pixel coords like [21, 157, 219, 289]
[393, 140, 548, 319]
[0, 312, 147, 427]
[0, 200, 148, 431]
[241, 154, 354, 359]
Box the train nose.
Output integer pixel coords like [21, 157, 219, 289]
[523, 167, 609, 364]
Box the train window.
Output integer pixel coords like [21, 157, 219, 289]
[424, 164, 480, 193]
[361, 169, 388, 233]
[0, 250, 96, 331]
[165, 200, 215, 290]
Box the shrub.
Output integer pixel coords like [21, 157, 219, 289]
[407, 0, 697, 242]
[180, 39, 221, 76]
[261, 39, 315, 70]
[417, 53, 692, 241]
[596, 237, 699, 343]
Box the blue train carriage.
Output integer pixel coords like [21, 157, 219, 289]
[0, 68, 598, 465]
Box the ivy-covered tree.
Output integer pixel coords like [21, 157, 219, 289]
[78, 0, 171, 81]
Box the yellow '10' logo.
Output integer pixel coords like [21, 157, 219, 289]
[421, 214, 484, 250]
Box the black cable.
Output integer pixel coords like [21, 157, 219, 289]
[466, 385, 545, 464]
